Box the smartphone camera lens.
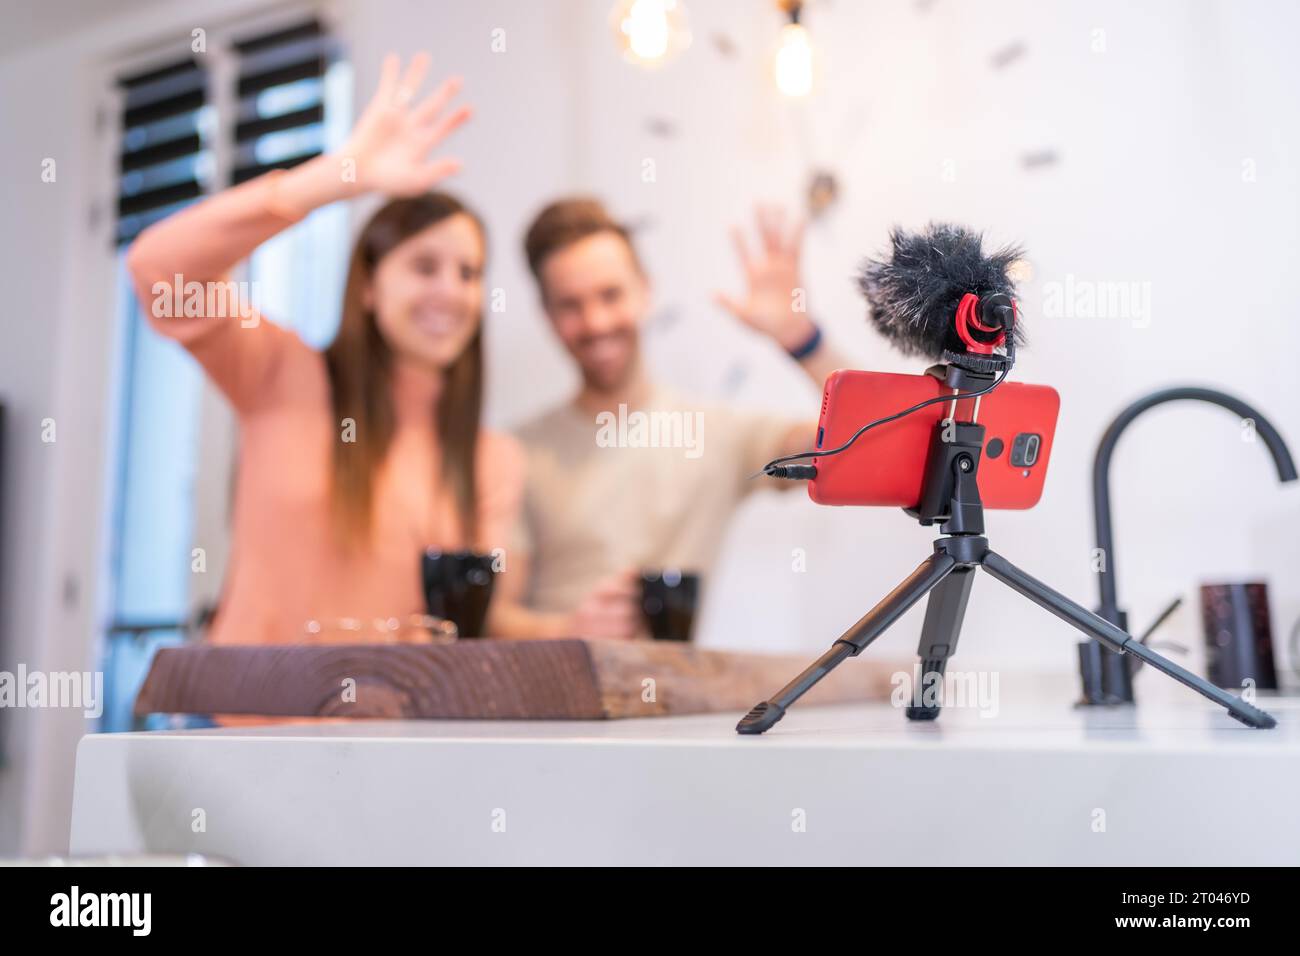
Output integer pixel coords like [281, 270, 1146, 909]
[1011, 433, 1041, 467]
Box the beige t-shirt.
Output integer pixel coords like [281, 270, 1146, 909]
[513, 385, 800, 613]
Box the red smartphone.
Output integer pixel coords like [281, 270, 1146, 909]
[808, 369, 1060, 510]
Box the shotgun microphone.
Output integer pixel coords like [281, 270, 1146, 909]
[859, 223, 1024, 372]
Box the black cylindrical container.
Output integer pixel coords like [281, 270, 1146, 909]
[1200, 582, 1278, 690]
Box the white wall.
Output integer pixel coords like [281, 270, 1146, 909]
[1, 0, 1297, 855]
[0, 46, 75, 856]
[562, 0, 1300, 683]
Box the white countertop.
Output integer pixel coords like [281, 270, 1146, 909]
[70, 674, 1300, 865]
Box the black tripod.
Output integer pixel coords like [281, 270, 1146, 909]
[737, 364, 1278, 734]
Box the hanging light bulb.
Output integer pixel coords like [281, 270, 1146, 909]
[611, 0, 692, 68]
[774, 1, 814, 98]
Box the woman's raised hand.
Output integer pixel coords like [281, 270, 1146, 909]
[339, 52, 472, 197]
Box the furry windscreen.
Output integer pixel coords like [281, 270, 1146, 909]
[858, 223, 1025, 359]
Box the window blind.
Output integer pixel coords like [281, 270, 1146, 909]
[231, 19, 339, 185]
[115, 57, 211, 245]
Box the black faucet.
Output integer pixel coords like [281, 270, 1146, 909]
[1085, 386, 1297, 705]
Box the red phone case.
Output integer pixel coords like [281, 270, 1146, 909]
[808, 370, 1060, 510]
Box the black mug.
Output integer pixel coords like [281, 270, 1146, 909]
[1200, 581, 1278, 690]
[640, 568, 700, 642]
[421, 549, 496, 639]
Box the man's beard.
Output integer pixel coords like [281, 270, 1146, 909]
[578, 331, 639, 392]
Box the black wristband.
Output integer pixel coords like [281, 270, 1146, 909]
[787, 321, 823, 360]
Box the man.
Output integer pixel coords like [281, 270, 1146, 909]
[491, 198, 850, 639]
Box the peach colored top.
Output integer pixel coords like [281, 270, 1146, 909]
[127, 174, 523, 648]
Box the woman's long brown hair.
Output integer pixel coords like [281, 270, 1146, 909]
[325, 193, 484, 549]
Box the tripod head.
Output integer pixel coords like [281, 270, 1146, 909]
[905, 295, 1017, 530]
[905, 362, 996, 534]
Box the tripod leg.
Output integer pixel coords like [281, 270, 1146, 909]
[736, 550, 958, 734]
[980, 550, 1277, 729]
[905, 566, 976, 721]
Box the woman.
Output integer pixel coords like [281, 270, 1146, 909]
[126, 53, 523, 645]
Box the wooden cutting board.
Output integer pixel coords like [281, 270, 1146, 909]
[134, 640, 904, 720]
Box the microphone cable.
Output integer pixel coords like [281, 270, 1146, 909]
[759, 342, 1015, 481]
